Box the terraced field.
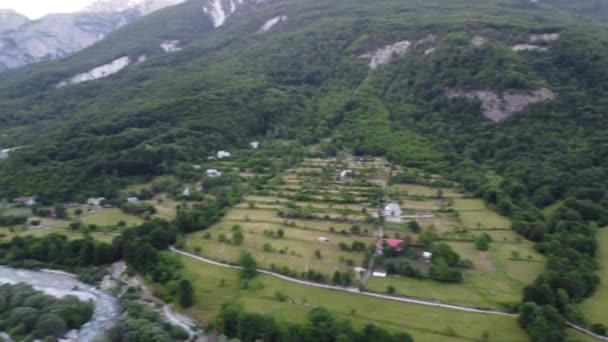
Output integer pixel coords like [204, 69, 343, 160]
[185, 157, 385, 278]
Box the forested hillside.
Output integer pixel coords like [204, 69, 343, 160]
[1, 1, 608, 340]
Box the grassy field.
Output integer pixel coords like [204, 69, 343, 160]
[0, 207, 31, 217]
[179, 255, 528, 342]
[185, 157, 384, 279]
[185, 219, 371, 275]
[80, 208, 143, 227]
[367, 241, 545, 308]
[0, 227, 115, 243]
[566, 330, 601, 342]
[452, 199, 487, 210]
[459, 210, 511, 229]
[582, 228, 608, 327]
[390, 184, 462, 198]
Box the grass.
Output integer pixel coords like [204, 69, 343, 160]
[566, 329, 601, 342]
[80, 208, 143, 227]
[459, 210, 511, 229]
[179, 255, 527, 341]
[0, 227, 115, 243]
[452, 199, 487, 210]
[390, 184, 462, 198]
[0, 207, 31, 217]
[400, 199, 441, 210]
[185, 220, 371, 275]
[367, 241, 545, 308]
[582, 227, 608, 327]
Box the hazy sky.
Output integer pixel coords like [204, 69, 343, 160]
[0, 0, 96, 19]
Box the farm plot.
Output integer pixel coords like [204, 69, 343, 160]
[367, 239, 545, 308]
[80, 208, 144, 227]
[185, 157, 384, 279]
[178, 255, 528, 342]
[458, 210, 511, 229]
[372, 177, 544, 309]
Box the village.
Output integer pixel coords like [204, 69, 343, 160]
[0, 142, 544, 311]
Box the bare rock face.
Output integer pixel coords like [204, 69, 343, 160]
[0, 9, 28, 31]
[0, 0, 190, 72]
[258, 15, 288, 33]
[360, 41, 412, 69]
[446, 88, 556, 122]
[83, 0, 188, 16]
[203, 0, 269, 28]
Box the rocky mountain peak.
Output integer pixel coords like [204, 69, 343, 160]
[0, 9, 29, 31]
[83, 0, 188, 16]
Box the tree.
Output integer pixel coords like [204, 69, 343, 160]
[277, 228, 285, 238]
[239, 252, 258, 281]
[407, 220, 421, 233]
[314, 249, 322, 259]
[432, 243, 460, 267]
[54, 204, 67, 219]
[475, 234, 490, 251]
[35, 314, 68, 338]
[233, 230, 244, 246]
[178, 279, 195, 308]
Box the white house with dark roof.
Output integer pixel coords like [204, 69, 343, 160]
[383, 203, 402, 217]
[217, 151, 231, 159]
[206, 169, 222, 178]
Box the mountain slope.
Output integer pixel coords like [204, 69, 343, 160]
[0, 0, 194, 71]
[1, 0, 608, 340]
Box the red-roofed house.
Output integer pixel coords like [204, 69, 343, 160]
[376, 239, 405, 256]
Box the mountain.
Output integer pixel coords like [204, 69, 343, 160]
[0, 0, 192, 71]
[0, 10, 28, 31]
[1, 2, 608, 339]
[82, 0, 187, 15]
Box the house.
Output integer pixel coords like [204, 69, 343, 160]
[217, 151, 231, 159]
[383, 203, 402, 217]
[183, 187, 190, 197]
[87, 197, 105, 207]
[206, 169, 222, 178]
[422, 251, 433, 260]
[127, 197, 139, 204]
[317, 237, 329, 243]
[339, 169, 355, 180]
[376, 239, 406, 255]
[15, 196, 36, 207]
[372, 270, 387, 278]
[354, 267, 366, 273]
[250, 141, 259, 149]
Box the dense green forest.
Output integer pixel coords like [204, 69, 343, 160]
[1, 0, 608, 341]
[0, 283, 94, 341]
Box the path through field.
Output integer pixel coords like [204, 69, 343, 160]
[171, 247, 608, 341]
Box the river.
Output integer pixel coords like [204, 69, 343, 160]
[0, 266, 121, 342]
